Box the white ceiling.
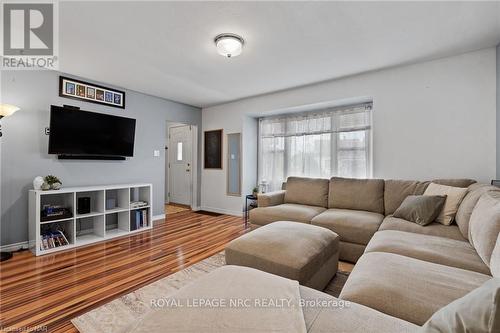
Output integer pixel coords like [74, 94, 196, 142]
[59, 1, 500, 108]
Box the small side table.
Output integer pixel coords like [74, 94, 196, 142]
[244, 194, 258, 228]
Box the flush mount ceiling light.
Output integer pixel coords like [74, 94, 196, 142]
[214, 33, 244, 58]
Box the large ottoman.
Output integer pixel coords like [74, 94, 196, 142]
[225, 221, 339, 290]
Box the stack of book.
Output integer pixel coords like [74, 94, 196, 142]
[132, 208, 148, 230]
[40, 230, 69, 250]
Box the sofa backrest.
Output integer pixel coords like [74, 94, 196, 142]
[432, 178, 476, 188]
[328, 177, 385, 214]
[284, 177, 329, 207]
[469, 191, 500, 268]
[384, 180, 430, 216]
[456, 184, 500, 240]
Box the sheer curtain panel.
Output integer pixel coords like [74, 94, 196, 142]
[258, 103, 372, 191]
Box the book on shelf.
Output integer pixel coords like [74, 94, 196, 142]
[131, 208, 148, 230]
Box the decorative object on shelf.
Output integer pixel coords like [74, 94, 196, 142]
[252, 187, 259, 197]
[77, 197, 91, 215]
[204, 129, 223, 169]
[33, 176, 44, 190]
[106, 198, 116, 210]
[214, 33, 244, 58]
[59, 76, 125, 109]
[0, 104, 20, 261]
[0, 104, 19, 138]
[43, 175, 62, 190]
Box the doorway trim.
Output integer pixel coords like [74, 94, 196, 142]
[166, 123, 198, 210]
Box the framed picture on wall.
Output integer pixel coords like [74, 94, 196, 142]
[59, 76, 126, 109]
[204, 129, 223, 169]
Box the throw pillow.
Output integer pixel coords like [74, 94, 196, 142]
[469, 192, 500, 267]
[393, 195, 447, 226]
[420, 278, 500, 333]
[423, 183, 468, 225]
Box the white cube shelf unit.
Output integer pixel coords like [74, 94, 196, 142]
[29, 183, 153, 256]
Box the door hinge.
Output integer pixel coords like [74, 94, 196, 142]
[168, 163, 170, 168]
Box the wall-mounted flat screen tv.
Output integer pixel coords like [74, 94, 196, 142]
[48, 105, 136, 159]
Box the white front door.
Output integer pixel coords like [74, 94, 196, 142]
[168, 125, 192, 205]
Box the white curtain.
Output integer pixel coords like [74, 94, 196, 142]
[258, 103, 372, 191]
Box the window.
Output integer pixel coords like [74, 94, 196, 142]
[258, 103, 372, 191]
[177, 142, 183, 161]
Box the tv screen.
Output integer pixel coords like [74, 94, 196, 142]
[48, 105, 136, 158]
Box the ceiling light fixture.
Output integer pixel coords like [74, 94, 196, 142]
[214, 33, 244, 58]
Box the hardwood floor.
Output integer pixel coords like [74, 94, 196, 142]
[0, 211, 246, 332]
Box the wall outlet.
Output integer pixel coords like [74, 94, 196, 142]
[154, 150, 160, 157]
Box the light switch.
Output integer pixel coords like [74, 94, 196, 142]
[154, 150, 160, 157]
[231, 154, 235, 160]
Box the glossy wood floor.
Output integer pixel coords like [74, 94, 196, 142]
[0, 211, 246, 332]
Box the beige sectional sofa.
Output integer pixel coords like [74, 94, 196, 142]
[134, 177, 500, 331]
[250, 176, 500, 327]
[250, 176, 477, 262]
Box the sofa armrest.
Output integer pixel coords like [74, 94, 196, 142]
[258, 190, 286, 207]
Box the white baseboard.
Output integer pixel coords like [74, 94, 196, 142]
[153, 214, 166, 221]
[200, 206, 243, 217]
[191, 206, 201, 211]
[1, 241, 29, 252]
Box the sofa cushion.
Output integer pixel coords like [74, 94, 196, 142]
[421, 278, 500, 333]
[469, 192, 500, 267]
[455, 184, 500, 240]
[384, 179, 430, 216]
[432, 178, 476, 188]
[423, 183, 468, 225]
[225, 221, 339, 290]
[339, 241, 366, 263]
[311, 208, 384, 245]
[300, 286, 419, 333]
[284, 177, 329, 207]
[365, 230, 490, 274]
[249, 204, 326, 227]
[393, 195, 446, 226]
[379, 216, 466, 241]
[328, 177, 385, 214]
[339, 252, 491, 325]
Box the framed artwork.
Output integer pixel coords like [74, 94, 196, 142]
[59, 76, 125, 109]
[204, 129, 223, 169]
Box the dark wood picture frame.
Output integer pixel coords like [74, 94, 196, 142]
[204, 129, 223, 169]
[59, 76, 126, 109]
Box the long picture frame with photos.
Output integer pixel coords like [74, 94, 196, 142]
[59, 76, 125, 109]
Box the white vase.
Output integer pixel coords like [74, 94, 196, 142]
[33, 176, 44, 190]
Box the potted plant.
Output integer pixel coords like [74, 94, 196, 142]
[43, 175, 62, 190]
[252, 187, 259, 197]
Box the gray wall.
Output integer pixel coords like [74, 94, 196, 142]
[0, 70, 201, 246]
[497, 44, 500, 178]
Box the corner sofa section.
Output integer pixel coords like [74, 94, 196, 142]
[249, 176, 476, 263]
